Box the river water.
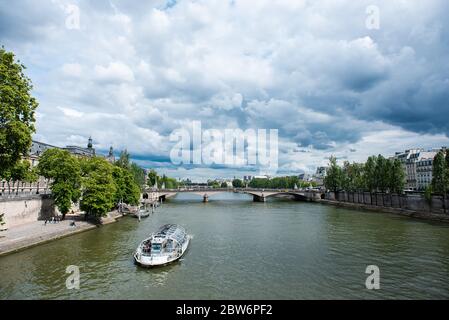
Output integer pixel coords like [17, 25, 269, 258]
[1, 192, 449, 299]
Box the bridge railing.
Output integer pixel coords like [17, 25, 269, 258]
[148, 187, 323, 193]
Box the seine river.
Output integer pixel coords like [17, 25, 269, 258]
[1, 192, 449, 299]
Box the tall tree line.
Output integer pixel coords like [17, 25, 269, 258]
[431, 149, 449, 213]
[245, 176, 317, 189]
[146, 169, 181, 189]
[38, 149, 142, 221]
[0, 47, 39, 226]
[324, 155, 405, 193]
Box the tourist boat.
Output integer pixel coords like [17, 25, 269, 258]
[134, 224, 190, 267]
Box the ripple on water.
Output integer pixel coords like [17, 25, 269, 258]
[1, 193, 449, 299]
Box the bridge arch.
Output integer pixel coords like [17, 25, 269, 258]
[242, 191, 311, 202]
[145, 188, 323, 203]
[268, 192, 309, 201]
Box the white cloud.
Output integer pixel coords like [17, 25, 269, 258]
[2, 0, 449, 178]
[94, 62, 135, 83]
[61, 63, 83, 77]
[57, 106, 84, 118]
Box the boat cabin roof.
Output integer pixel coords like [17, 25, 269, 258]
[152, 224, 186, 244]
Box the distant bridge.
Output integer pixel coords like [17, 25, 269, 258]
[143, 188, 324, 203]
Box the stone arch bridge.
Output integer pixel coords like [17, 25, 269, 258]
[143, 188, 323, 203]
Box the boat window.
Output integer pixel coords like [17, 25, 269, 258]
[152, 243, 162, 251]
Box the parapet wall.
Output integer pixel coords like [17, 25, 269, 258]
[0, 195, 57, 229]
[325, 191, 449, 215]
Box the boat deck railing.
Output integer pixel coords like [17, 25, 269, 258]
[140, 248, 178, 257]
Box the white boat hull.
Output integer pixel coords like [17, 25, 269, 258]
[132, 211, 150, 219]
[134, 236, 190, 267]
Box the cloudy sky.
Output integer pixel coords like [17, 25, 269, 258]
[1, 0, 449, 181]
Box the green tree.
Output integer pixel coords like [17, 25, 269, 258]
[446, 150, 449, 171]
[0, 47, 39, 179]
[341, 161, 351, 191]
[432, 150, 448, 213]
[364, 156, 377, 192]
[162, 176, 179, 189]
[446, 150, 449, 191]
[38, 149, 81, 219]
[341, 161, 365, 192]
[114, 150, 146, 190]
[147, 169, 159, 187]
[375, 155, 389, 192]
[80, 157, 116, 220]
[324, 156, 343, 192]
[232, 178, 244, 188]
[2, 160, 37, 193]
[129, 162, 145, 189]
[115, 149, 130, 169]
[388, 159, 405, 194]
[112, 166, 140, 206]
[220, 182, 228, 188]
[248, 178, 269, 188]
[207, 179, 220, 188]
[424, 185, 433, 212]
[353, 163, 366, 191]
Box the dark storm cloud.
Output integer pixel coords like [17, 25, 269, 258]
[0, 0, 61, 41]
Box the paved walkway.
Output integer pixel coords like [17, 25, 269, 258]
[0, 218, 96, 256]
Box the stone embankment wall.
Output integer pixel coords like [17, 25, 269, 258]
[325, 191, 449, 215]
[0, 195, 81, 229]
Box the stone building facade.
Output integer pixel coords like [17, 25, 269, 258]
[393, 148, 440, 191]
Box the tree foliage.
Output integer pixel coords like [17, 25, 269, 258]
[80, 157, 116, 218]
[0, 47, 38, 178]
[115, 149, 130, 169]
[324, 156, 343, 192]
[160, 174, 179, 189]
[38, 149, 81, 217]
[207, 179, 221, 188]
[146, 170, 180, 189]
[3, 159, 38, 186]
[232, 178, 243, 188]
[375, 155, 389, 192]
[432, 150, 448, 195]
[115, 149, 145, 190]
[247, 176, 315, 189]
[112, 166, 140, 205]
[342, 161, 365, 191]
[130, 162, 145, 189]
[389, 159, 406, 194]
[147, 169, 158, 187]
[364, 156, 377, 192]
[431, 149, 449, 213]
[324, 154, 405, 193]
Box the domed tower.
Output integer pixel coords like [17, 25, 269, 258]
[107, 146, 115, 163]
[86, 136, 95, 156]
